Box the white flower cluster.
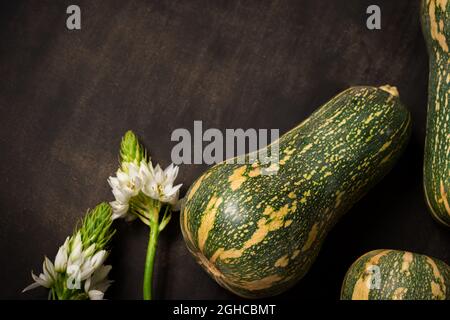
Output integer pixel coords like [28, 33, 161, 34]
[108, 160, 182, 220]
[23, 232, 112, 300]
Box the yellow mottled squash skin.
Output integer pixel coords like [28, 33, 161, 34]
[341, 250, 450, 300]
[181, 86, 411, 298]
[422, 0, 450, 226]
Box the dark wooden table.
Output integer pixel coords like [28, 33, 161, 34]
[0, 0, 448, 300]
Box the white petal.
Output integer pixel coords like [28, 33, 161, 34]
[29, 271, 51, 288]
[55, 245, 68, 273]
[127, 162, 139, 177]
[110, 200, 127, 210]
[127, 162, 140, 178]
[43, 257, 56, 282]
[22, 282, 42, 292]
[84, 277, 92, 292]
[73, 233, 82, 249]
[173, 182, 183, 192]
[37, 273, 52, 288]
[83, 244, 96, 258]
[139, 161, 152, 182]
[116, 170, 130, 184]
[107, 176, 120, 190]
[91, 265, 112, 284]
[163, 183, 181, 197]
[153, 164, 164, 183]
[142, 182, 157, 199]
[31, 271, 40, 282]
[90, 250, 107, 269]
[163, 163, 174, 175]
[164, 164, 179, 183]
[88, 290, 104, 300]
[87, 265, 113, 293]
[141, 184, 151, 198]
[164, 185, 182, 204]
[63, 236, 70, 248]
[130, 176, 143, 195]
[111, 187, 131, 204]
[110, 201, 129, 219]
[69, 237, 83, 265]
[79, 265, 96, 281]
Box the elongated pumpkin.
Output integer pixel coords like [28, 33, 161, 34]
[421, 0, 450, 226]
[341, 249, 450, 300]
[181, 86, 411, 298]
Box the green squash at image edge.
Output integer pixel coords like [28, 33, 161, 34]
[341, 249, 450, 300]
[421, 0, 450, 226]
[181, 85, 411, 298]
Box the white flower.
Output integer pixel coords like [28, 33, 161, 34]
[79, 250, 108, 280]
[22, 257, 56, 292]
[108, 162, 145, 220]
[54, 237, 69, 272]
[142, 163, 182, 205]
[23, 204, 114, 300]
[68, 233, 83, 267]
[109, 160, 182, 221]
[113, 162, 143, 199]
[23, 237, 113, 300]
[84, 265, 112, 300]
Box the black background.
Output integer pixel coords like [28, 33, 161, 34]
[0, 0, 448, 300]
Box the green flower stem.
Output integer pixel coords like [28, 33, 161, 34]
[143, 221, 160, 300]
[142, 204, 171, 300]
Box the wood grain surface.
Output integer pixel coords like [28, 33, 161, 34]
[0, 0, 448, 299]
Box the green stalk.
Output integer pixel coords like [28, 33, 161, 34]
[143, 221, 159, 300]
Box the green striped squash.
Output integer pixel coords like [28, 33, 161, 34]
[180, 86, 411, 298]
[421, 0, 450, 226]
[341, 249, 450, 300]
